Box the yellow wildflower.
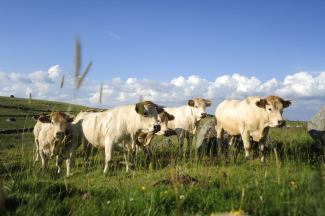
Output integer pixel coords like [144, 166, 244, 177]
[164, 191, 167, 194]
[290, 181, 295, 185]
[141, 186, 145, 190]
[209, 180, 212, 183]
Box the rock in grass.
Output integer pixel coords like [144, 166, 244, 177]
[308, 105, 325, 145]
[196, 120, 276, 154]
[6, 118, 16, 122]
[153, 139, 173, 149]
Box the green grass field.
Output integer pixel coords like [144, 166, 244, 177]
[0, 97, 324, 216]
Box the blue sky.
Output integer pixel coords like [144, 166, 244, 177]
[1, 1, 325, 120]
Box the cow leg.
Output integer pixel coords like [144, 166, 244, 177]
[40, 151, 47, 174]
[176, 128, 185, 155]
[66, 150, 75, 177]
[241, 131, 251, 161]
[124, 151, 134, 173]
[259, 136, 267, 164]
[56, 155, 63, 175]
[227, 136, 235, 160]
[216, 127, 224, 157]
[104, 138, 114, 173]
[35, 139, 40, 162]
[143, 133, 154, 160]
[186, 134, 193, 156]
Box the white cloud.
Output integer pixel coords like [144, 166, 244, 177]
[0, 65, 325, 121]
[108, 32, 121, 40]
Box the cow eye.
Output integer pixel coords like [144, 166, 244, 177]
[268, 108, 272, 111]
[143, 112, 148, 117]
[51, 121, 54, 125]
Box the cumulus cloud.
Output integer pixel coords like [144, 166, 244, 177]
[0, 65, 325, 120]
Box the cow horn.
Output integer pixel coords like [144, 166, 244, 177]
[281, 98, 295, 101]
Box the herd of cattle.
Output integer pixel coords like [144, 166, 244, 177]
[32, 95, 294, 176]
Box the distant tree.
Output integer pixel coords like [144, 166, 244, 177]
[10, 95, 14, 98]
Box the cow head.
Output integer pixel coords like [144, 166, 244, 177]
[155, 111, 175, 136]
[188, 98, 213, 121]
[255, 95, 294, 127]
[38, 112, 75, 138]
[135, 101, 165, 133]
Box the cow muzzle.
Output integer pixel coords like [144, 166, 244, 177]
[153, 125, 161, 132]
[277, 120, 286, 128]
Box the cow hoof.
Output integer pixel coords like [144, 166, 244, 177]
[245, 156, 250, 162]
[67, 173, 74, 177]
[260, 161, 266, 165]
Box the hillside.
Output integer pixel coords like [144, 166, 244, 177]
[0, 96, 93, 131]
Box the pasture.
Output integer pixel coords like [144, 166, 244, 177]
[0, 97, 324, 216]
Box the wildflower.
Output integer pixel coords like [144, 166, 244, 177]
[164, 191, 167, 194]
[209, 180, 212, 183]
[141, 186, 145, 190]
[290, 181, 295, 185]
[210, 214, 215, 216]
[130, 198, 134, 202]
[260, 196, 263, 202]
[83, 193, 88, 199]
[180, 195, 184, 199]
[107, 200, 110, 204]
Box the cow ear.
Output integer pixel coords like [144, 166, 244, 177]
[32, 115, 40, 121]
[281, 98, 295, 108]
[255, 99, 267, 108]
[38, 116, 51, 123]
[156, 106, 165, 114]
[167, 114, 175, 121]
[203, 99, 213, 107]
[188, 100, 195, 107]
[205, 101, 212, 107]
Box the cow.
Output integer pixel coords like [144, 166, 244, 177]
[163, 98, 213, 155]
[37, 112, 77, 176]
[137, 111, 175, 147]
[215, 95, 294, 163]
[73, 101, 165, 173]
[32, 112, 50, 162]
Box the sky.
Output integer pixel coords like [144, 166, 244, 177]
[0, 1, 325, 121]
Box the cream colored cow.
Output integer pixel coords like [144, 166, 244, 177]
[215, 95, 294, 163]
[32, 113, 50, 162]
[37, 112, 76, 176]
[164, 98, 213, 155]
[74, 101, 165, 173]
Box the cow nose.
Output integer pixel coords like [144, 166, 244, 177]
[164, 130, 168, 135]
[154, 125, 161, 131]
[278, 120, 284, 125]
[201, 113, 207, 118]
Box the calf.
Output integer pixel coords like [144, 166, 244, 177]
[215, 95, 294, 163]
[37, 112, 76, 176]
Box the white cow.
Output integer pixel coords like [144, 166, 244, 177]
[164, 98, 213, 155]
[37, 112, 77, 176]
[74, 101, 165, 173]
[137, 111, 175, 147]
[215, 95, 294, 163]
